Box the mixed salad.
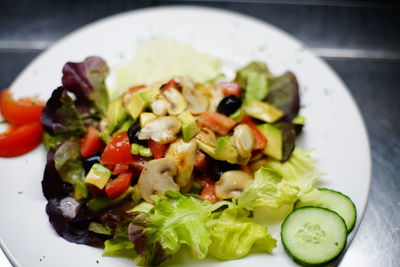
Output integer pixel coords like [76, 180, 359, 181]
[0, 55, 356, 266]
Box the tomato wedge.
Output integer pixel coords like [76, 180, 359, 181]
[0, 122, 43, 157]
[105, 172, 133, 199]
[101, 132, 132, 165]
[194, 151, 208, 173]
[80, 126, 105, 158]
[241, 115, 267, 150]
[197, 177, 220, 203]
[0, 90, 45, 125]
[112, 163, 130, 175]
[219, 82, 241, 97]
[197, 111, 236, 135]
[160, 79, 181, 92]
[148, 140, 167, 159]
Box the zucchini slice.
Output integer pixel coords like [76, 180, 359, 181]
[294, 188, 357, 232]
[281, 207, 347, 266]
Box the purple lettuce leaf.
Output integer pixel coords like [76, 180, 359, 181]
[41, 87, 86, 138]
[62, 56, 109, 117]
[46, 197, 106, 245]
[265, 71, 300, 121]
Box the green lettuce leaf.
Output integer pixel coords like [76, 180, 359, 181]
[237, 168, 299, 210]
[127, 192, 229, 266]
[263, 146, 321, 195]
[206, 206, 276, 260]
[103, 237, 136, 259]
[53, 140, 84, 185]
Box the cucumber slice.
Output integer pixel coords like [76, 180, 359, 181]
[281, 207, 347, 266]
[294, 188, 357, 232]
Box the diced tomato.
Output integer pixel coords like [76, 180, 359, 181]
[86, 184, 104, 198]
[101, 132, 132, 165]
[194, 151, 208, 173]
[219, 82, 241, 97]
[0, 90, 45, 125]
[0, 122, 43, 157]
[148, 140, 167, 159]
[241, 115, 267, 150]
[197, 177, 219, 203]
[80, 126, 105, 158]
[131, 155, 149, 172]
[112, 163, 130, 175]
[197, 111, 236, 135]
[126, 85, 145, 95]
[240, 165, 252, 174]
[160, 79, 181, 92]
[105, 172, 133, 199]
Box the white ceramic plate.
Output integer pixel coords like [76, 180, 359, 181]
[0, 6, 371, 267]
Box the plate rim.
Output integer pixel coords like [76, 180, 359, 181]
[2, 5, 372, 267]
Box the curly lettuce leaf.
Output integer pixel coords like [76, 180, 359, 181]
[62, 56, 109, 116]
[265, 71, 300, 121]
[41, 87, 86, 138]
[103, 237, 136, 259]
[237, 168, 299, 210]
[263, 146, 321, 195]
[127, 192, 229, 266]
[206, 206, 276, 260]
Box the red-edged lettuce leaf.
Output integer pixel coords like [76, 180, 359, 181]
[62, 56, 109, 117]
[41, 87, 86, 138]
[46, 197, 106, 245]
[265, 71, 300, 121]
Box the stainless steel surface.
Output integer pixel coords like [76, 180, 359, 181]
[0, 1, 399, 266]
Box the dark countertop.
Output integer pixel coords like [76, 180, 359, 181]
[1, 1, 399, 266]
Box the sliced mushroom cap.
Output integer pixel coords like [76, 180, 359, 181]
[162, 87, 187, 115]
[151, 94, 169, 116]
[198, 83, 223, 112]
[138, 116, 181, 144]
[165, 138, 198, 192]
[138, 158, 180, 203]
[177, 77, 209, 115]
[230, 124, 254, 165]
[215, 170, 252, 199]
[195, 127, 217, 147]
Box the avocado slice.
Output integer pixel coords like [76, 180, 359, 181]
[138, 88, 160, 107]
[178, 110, 200, 141]
[229, 107, 245, 122]
[214, 136, 239, 164]
[126, 93, 146, 120]
[107, 98, 128, 133]
[243, 99, 284, 123]
[88, 187, 134, 212]
[196, 137, 238, 164]
[84, 163, 111, 190]
[257, 124, 283, 160]
[131, 143, 153, 157]
[140, 112, 156, 128]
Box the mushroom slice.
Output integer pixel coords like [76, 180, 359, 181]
[138, 116, 181, 144]
[151, 94, 169, 116]
[230, 124, 254, 165]
[195, 127, 217, 147]
[162, 87, 187, 115]
[138, 158, 180, 203]
[198, 83, 223, 112]
[215, 170, 252, 199]
[179, 78, 209, 115]
[165, 138, 198, 192]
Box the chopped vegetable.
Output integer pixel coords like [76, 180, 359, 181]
[0, 90, 44, 125]
[80, 126, 105, 158]
[101, 132, 132, 165]
[197, 111, 236, 135]
[105, 172, 133, 199]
